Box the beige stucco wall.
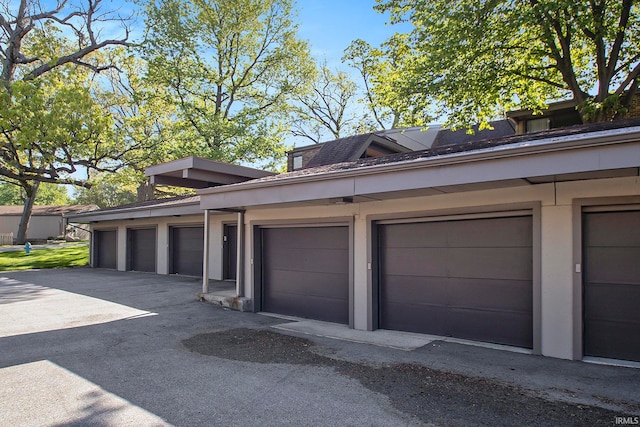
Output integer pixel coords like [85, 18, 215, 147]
[91, 212, 236, 279]
[239, 176, 640, 361]
[0, 215, 64, 240]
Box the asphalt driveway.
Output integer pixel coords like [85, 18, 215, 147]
[0, 268, 639, 426]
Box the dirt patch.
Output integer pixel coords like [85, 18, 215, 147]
[183, 328, 326, 365]
[183, 328, 622, 426]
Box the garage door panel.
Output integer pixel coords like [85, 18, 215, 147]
[381, 276, 449, 306]
[383, 276, 532, 312]
[264, 247, 349, 273]
[128, 228, 156, 273]
[262, 226, 349, 324]
[584, 320, 640, 361]
[584, 211, 640, 246]
[95, 230, 117, 269]
[265, 269, 348, 300]
[584, 247, 640, 284]
[264, 227, 349, 249]
[446, 278, 532, 312]
[585, 283, 640, 324]
[266, 287, 347, 306]
[381, 303, 448, 336]
[447, 217, 533, 247]
[448, 308, 533, 348]
[265, 293, 348, 323]
[447, 247, 532, 280]
[171, 226, 203, 276]
[381, 222, 448, 248]
[382, 247, 448, 277]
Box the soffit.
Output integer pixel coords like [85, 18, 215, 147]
[146, 156, 275, 189]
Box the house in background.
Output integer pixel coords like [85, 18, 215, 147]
[286, 120, 518, 171]
[0, 205, 97, 243]
[69, 104, 640, 366]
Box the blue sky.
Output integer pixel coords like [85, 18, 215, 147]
[296, 0, 403, 68]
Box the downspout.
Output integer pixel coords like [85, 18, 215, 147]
[236, 211, 244, 298]
[202, 209, 211, 293]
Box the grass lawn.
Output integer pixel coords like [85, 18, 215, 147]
[0, 246, 89, 271]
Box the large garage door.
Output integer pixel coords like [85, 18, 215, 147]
[262, 226, 349, 324]
[583, 210, 640, 362]
[127, 228, 156, 273]
[379, 215, 533, 348]
[170, 226, 204, 276]
[94, 230, 116, 269]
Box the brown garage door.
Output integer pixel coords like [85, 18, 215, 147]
[262, 226, 349, 324]
[583, 210, 640, 362]
[379, 216, 533, 348]
[170, 226, 204, 276]
[94, 230, 117, 269]
[127, 228, 156, 273]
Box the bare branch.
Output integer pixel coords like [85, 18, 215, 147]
[23, 38, 130, 81]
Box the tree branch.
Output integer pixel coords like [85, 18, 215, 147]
[614, 62, 640, 95]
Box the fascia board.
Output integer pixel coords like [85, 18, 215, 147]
[145, 156, 195, 176]
[199, 179, 355, 210]
[192, 156, 275, 178]
[69, 202, 202, 222]
[354, 141, 640, 195]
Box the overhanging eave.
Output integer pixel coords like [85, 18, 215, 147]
[198, 138, 640, 210]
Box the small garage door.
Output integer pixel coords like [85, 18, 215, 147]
[223, 224, 237, 280]
[583, 210, 640, 362]
[127, 228, 156, 273]
[379, 215, 533, 348]
[94, 230, 117, 269]
[170, 226, 204, 276]
[261, 226, 349, 324]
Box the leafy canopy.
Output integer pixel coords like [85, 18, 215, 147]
[143, 0, 313, 169]
[0, 181, 70, 205]
[343, 34, 434, 129]
[0, 0, 132, 243]
[0, 66, 116, 188]
[375, 0, 640, 127]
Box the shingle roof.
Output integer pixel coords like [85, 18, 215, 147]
[233, 117, 640, 186]
[0, 205, 99, 216]
[432, 120, 516, 147]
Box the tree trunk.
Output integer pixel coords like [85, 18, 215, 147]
[16, 180, 39, 245]
[137, 179, 155, 202]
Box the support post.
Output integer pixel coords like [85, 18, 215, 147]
[202, 209, 210, 294]
[236, 211, 244, 297]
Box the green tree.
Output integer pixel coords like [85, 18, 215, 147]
[99, 50, 183, 201]
[72, 172, 138, 208]
[343, 35, 433, 129]
[0, 181, 71, 205]
[375, 0, 640, 127]
[142, 0, 313, 169]
[0, 0, 132, 243]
